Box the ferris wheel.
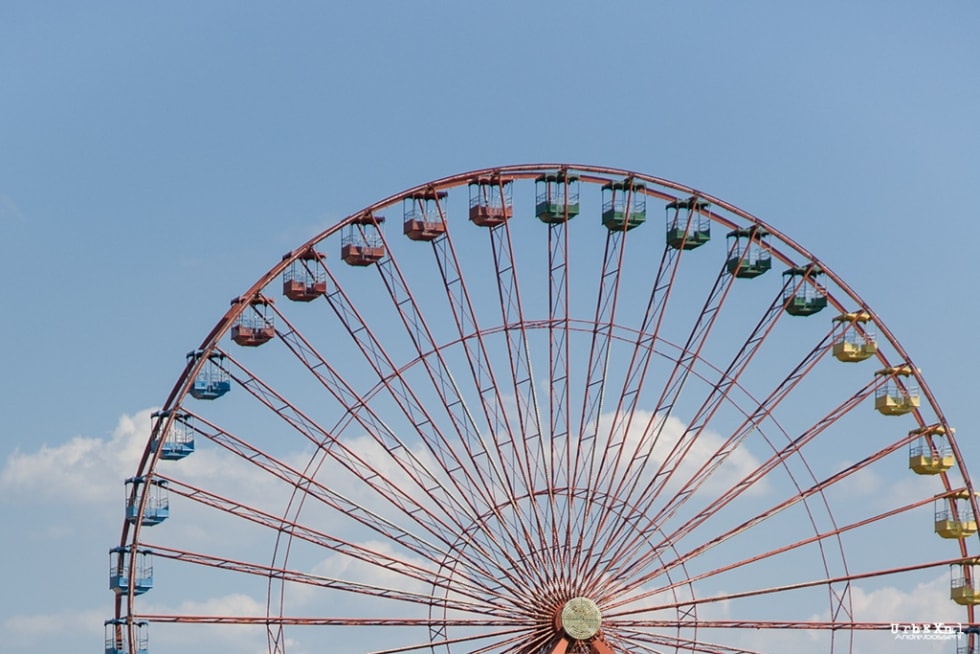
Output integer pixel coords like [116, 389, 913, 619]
[109, 164, 979, 654]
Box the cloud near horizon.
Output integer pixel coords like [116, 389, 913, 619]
[0, 408, 155, 505]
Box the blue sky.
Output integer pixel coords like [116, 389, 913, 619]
[2, 2, 979, 654]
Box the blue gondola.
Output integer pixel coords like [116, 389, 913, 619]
[104, 619, 148, 654]
[149, 410, 195, 460]
[125, 477, 169, 526]
[186, 350, 231, 400]
[109, 546, 153, 595]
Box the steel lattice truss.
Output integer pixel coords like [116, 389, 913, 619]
[110, 164, 979, 654]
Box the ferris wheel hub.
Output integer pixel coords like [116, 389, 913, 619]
[558, 597, 602, 640]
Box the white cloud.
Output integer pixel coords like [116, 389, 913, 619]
[831, 460, 884, 497]
[826, 458, 939, 511]
[0, 409, 154, 504]
[722, 573, 968, 654]
[848, 572, 962, 625]
[137, 593, 268, 654]
[154, 592, 266, 617]
[283, 538, 432, 612]
[593, 409, 768, 500]
[2, 608, 105, 650]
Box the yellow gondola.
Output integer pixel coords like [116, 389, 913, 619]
[951, 560, 980, 605]
[874, 365, 920, 416]
[831, 311, 877, 362]
[909, 425, 955, 474]
[936, 490, 978, 539]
